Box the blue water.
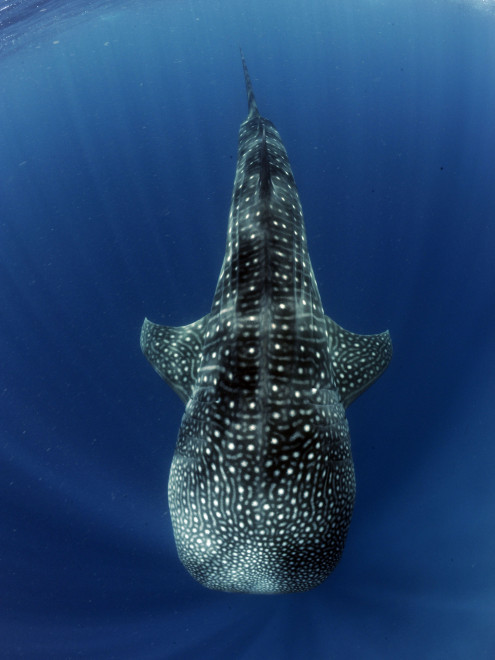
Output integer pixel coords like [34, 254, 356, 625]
[1, 0, 494, 657]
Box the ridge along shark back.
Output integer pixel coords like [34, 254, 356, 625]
[140, 52, 392, 594]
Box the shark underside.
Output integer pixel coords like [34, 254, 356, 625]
[140, 52, 392, 594]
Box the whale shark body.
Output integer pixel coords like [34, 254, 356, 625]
[141, 53, 392, 594]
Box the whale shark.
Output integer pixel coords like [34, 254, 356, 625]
[140, 52, 392, 594]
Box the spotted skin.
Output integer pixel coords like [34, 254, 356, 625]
[141, 53, 392, 594]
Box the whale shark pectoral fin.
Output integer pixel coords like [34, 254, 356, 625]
[140, 314, 209, 404]
[325, 316, 393, 409]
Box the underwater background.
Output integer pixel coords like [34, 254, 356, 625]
[1, 0, 494, 657]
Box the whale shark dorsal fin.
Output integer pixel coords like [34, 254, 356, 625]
[140, 315, 209, 403]
[325, 316, 392, 409]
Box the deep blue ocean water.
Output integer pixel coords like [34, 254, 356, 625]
[1, 0, 494, 657]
